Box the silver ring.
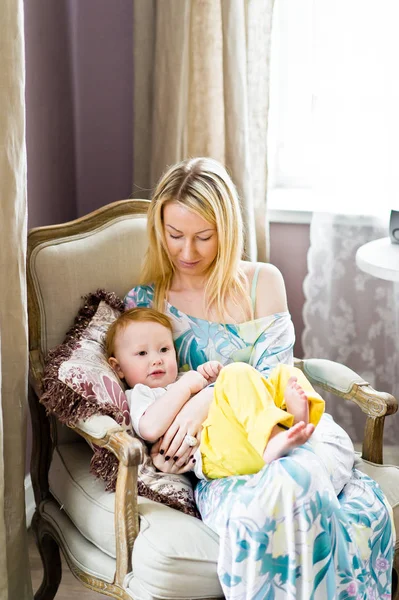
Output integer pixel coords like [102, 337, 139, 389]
[184, 434, 197, 447]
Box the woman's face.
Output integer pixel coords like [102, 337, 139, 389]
[162, 202, 218, 276]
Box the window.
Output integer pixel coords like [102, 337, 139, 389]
[267, 0, 399, 218]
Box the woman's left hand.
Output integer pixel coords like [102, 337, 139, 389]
[150, 438, 196, 473]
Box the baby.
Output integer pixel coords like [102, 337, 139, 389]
[106, 308, 325, 480]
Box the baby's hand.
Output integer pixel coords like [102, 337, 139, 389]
[180, 370, 208, 394]
[197, 361, 223, 384]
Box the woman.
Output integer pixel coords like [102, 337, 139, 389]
[124, 157, 393, 599]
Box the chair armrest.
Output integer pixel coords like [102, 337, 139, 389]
[294, 358, 398, 417]
[73, 414, 143, 467]
[76, 414, 121, 438]
[72, 415, 143, 585]
[294, 358, 398, 465]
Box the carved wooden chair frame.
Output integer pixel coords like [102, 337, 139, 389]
[28, 200, 148, 599]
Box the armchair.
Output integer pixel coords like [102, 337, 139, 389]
[27, 199, 399, 599]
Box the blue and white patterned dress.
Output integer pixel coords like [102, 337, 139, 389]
[125, 284, 394, 600]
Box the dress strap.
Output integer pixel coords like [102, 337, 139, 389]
[250, 264, 261, 311]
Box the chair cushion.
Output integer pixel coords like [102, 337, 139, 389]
[42, 291, 198, 517]
[49, 442, 223, 599]
[354, 453, 399, 542]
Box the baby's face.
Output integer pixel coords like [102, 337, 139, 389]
[113, 320, 178, 389]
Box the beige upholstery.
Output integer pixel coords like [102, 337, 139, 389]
[355, 454, 399, 540]
[30, 210, 148, 446]
[30, 215, 148, 354]
[49, 443, 222, 598]
[27, 200, 399, 600]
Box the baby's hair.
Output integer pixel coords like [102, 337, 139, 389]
[106, 307, 173, 358]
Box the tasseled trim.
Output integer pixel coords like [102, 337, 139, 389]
[90, 446, 120, 491]
[89, 446, 200, 519]
[64, 289, 124, 344]
[41, 289, 124, 426]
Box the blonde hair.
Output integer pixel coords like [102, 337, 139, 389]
[140, 157, 252, 322]
[106, 308, 173, 358]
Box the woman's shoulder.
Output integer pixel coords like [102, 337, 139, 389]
[240, 260, 284, 281]
[240, 261, 288, 317]
[124, 283, 155, 309]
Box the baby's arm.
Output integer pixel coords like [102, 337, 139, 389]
[197, 360, 223, 384]
[138, 371, 207, 443]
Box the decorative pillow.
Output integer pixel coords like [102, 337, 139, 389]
[41, 290, 199, 518]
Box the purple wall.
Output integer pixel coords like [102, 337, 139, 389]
[25, 0, 133, 228]
[68, 0, 133, 217]
[270, 223, 310, 358]
[24, 0, 134, 473]
[25, 0, 77, 228]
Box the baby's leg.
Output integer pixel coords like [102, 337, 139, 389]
[267, 364, 325, 427]
[263, 421, 315, 463]
[201, 363, 296, 478]
[284, 376, 309, 424]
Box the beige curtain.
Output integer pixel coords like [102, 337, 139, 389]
[133, 0, 275, 261]
[0, 1, 32, 599]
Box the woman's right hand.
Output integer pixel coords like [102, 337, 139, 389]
[159, 386, 214, 462]
[150, 438, 195, 474]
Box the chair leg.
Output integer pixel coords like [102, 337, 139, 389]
[31, 510, 62, 600]
[392, 547, 399, 600]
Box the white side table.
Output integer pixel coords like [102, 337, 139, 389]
[356, 237, 399, 282]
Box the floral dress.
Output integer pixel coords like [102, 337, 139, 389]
[125, 284, 394, 600]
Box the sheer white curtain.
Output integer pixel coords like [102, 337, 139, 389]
[0, 1, 32, 598]
[311, 1, 399, 216]
[303, 212, 399, 445]
[132, 0, 275, 261]
[302, 1, 399, 446]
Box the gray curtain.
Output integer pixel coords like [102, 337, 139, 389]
[0, 0, 32, 598]
[133, 0, 275, 261]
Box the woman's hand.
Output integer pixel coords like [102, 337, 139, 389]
[159, 386, 214, 462]
[150, 438, 195, 474]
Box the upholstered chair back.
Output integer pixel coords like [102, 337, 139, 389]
[27, 200, 150, 444]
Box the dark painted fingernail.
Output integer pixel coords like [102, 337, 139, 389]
[173, 456, 179, 461]
[192, 459, 196, 463]
[160, 450, 164, 455]
[190, 455, 194, 459]
[165, 456, 170, 461]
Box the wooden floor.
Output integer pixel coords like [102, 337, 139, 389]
[28, 529, 109, 599]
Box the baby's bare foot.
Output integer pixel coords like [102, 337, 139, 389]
[263, 421, 315, 464]
[285, 376, 309, 424]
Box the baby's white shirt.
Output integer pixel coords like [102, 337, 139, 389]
[126, 383, 206, 479]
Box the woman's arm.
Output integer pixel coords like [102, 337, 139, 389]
[138, 371, 207, 442]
